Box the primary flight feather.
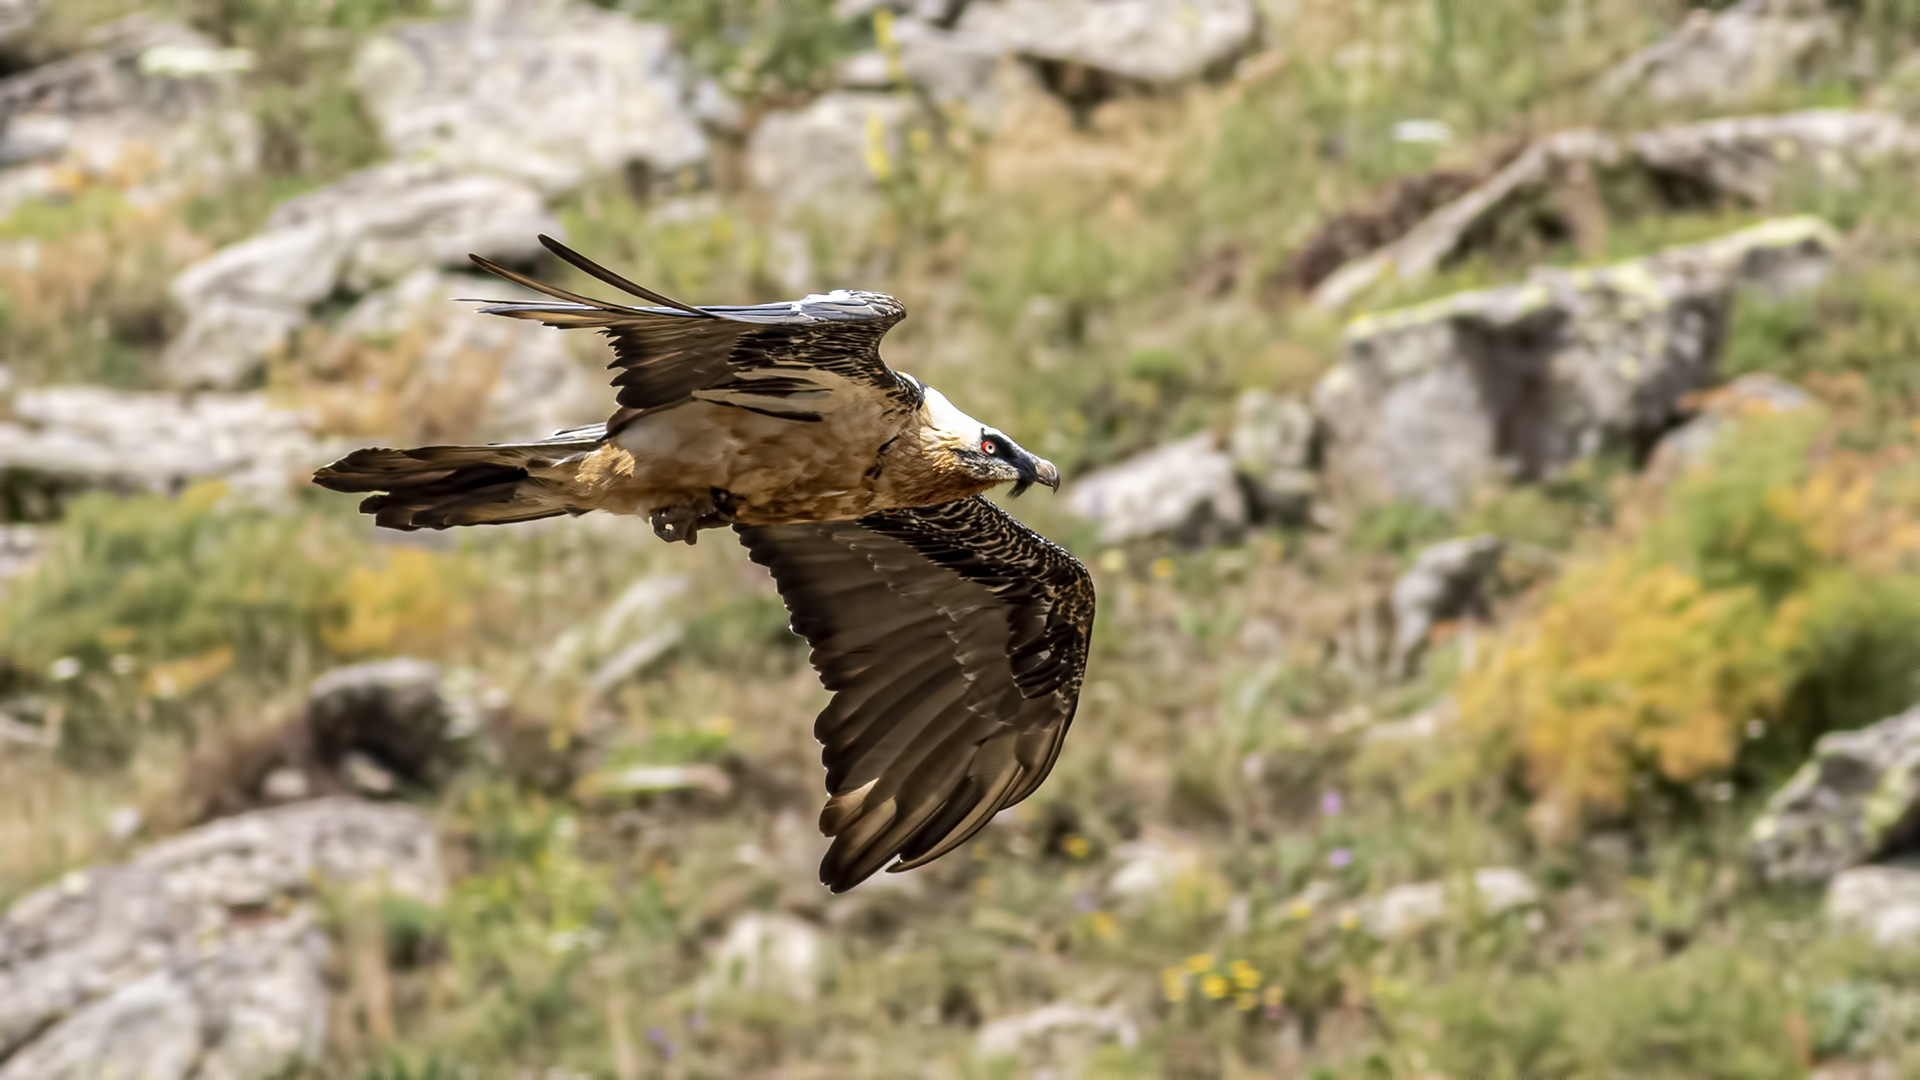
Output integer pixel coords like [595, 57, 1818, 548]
[313, 235, 1095, 892]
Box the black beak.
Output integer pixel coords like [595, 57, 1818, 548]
[1010, 455, 1060, 498]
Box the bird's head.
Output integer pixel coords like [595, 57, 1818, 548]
[917, 386, 1059, 497]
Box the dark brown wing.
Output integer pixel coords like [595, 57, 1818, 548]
[469, 236, 915, 432]
[736, 496, 1096, 893]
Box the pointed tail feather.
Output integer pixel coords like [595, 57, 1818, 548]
[313, 431, 602, 531]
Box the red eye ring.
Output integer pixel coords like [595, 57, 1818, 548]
[981, 439, 997, 454]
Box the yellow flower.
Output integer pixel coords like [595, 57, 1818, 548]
[1062, 834, 1091, 859]
[1337, 908, 1360, 930]
[1263, 985, 1285, 1008]
[1098, 549, 1126, 574]
[1184, 953, 1215, 974]
[1230, 960, 1261, 989]
[1236, 991, 1258, 1011]
[1288, 898, 1313, 919]
[1201, 974, 1229, 999]
[1087, 911, 1118, 941]
[1162, 967, 1187, 1002]
[1151, 557, 1176, 580]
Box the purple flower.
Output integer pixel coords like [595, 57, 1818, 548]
[1320, 790, 1344, 816]
[1326, 847, 1352, 869]
[646, 1027, 677, 1059]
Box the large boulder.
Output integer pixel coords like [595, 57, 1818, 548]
[1629, 110, 1920, 205]
[1600, 0, 1840, 106]
[1310, 113, 1911, 311]
[352, 0, 717, 195]
[1065, 432, 1246, 546]
[1313, 217, 1838, 512]
[162, 161, 557, 390]
[305, 659, 454, 788]
[1390, 535, 1505, 678]
[1750, 705, 1920, 886]
[747, 91, 915, 220]
[0, 16, 258, 218]
[0, 387, 328, 519]
[0, 799, 441, 1078]
[957, 0, 1256, 85]
[837, 17, 1012, 130]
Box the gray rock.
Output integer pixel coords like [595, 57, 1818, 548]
[1065, 432, 1247, 546]
[701, 912, 828, 1002]
[0, 799, 440, 1073]
[1312, 114, 1908, 311]
[1314, 217, 1838, 512]
[0, 387, 329, 516]
[0, 16, 257, 218]
[1228, 389, 1317, 526]
[352, 0, 714, 195]
[1751, 706, 1920, 886]
[0, 0, 34, 46]
[163, 161, 557, 389]
[1629, 110, 1920, 204]
[1600, 0, 1839, 106]
[1312, 129, 1625, 311]
[306, 659, 453, 788]
[958, 0, 1255, 85]
[1645, 373, 1813, 485]
[977, 1002, 1139, 1060]
[1391, 536, 1505, 677]
[1828, 865, 1920, 946]
[0, 524, 37, 578]
[1364, 868, 1539, 938]
[840, 18, 1010, 127]
[747, 91, 915, 219]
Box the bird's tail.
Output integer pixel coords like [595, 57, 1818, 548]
[313, 425, 605, 531]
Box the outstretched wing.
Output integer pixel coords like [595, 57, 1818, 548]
[736, 496, 1096, 893]
[470, 235, 915, 432]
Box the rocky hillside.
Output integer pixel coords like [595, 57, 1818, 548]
[5, 0, 1920, 1076]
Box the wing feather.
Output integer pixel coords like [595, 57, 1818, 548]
[465, 245, 918, 432]
[737, 496, 1095, 892]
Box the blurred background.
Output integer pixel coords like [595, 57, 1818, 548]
[4, 0, 1920, 1075]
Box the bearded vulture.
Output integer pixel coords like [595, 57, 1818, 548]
[314, 235, 1095, 892]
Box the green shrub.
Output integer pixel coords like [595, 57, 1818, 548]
[1, 484, 476, 765]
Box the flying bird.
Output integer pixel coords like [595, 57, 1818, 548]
[314, 236, 1095, 892]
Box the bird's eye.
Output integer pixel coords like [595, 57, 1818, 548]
[981, 439, 997, 455]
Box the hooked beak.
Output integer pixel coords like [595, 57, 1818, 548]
[1010, 454, 1060, 498]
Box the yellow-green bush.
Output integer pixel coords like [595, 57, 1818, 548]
[2, 483, 475, 764]
[1457, 411, 1920, 838]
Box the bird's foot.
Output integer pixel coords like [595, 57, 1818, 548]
[649, 489, 739, 545]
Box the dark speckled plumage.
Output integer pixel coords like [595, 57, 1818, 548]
[738, 496, 1095, 893]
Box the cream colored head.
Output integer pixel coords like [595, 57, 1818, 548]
[914, 383, 1059, 496]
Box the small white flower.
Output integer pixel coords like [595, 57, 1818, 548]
[110, 655, 137, 676]
[49, 657, 81, 681]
